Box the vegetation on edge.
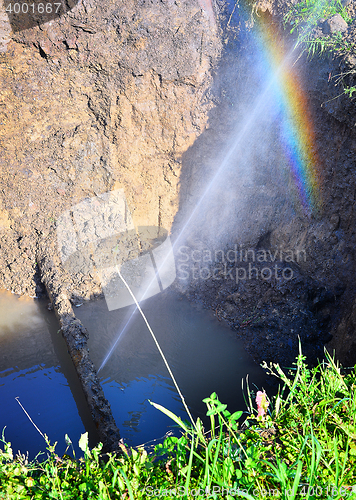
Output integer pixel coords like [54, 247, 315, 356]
[283, 0, 356, 97]
[1, 347, 356, 499]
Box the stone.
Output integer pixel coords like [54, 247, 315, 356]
[0, 0, 222, 296]
[322, 14, 348, 35]
[330, 214, 340, 230]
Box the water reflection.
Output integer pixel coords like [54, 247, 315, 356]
[0, 290, 90, 458]
[0, 288, 273, 454]
[76, 290, 269, 447]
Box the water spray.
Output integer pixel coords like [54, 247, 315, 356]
[61, 5, 324, 428]
[110, 245, 197, 430]
[97, 37, 307, 374]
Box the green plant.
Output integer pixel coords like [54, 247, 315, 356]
[1, 348, 356, 499]
[282, 0, 354, 61]
[282, 0, 355, 100]
[344, 85, 356, 98]
[284, 0, 352, 37]
[301, 30, 356, 59]
[149, 346, 356, 499]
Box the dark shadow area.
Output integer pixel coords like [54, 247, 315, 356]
[43, 298, 102, 450]
[4, 0, 79, 32]
[171, 2, 356, 368]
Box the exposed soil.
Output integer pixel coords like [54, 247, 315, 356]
[1, 0, 356, 373]
[0, 0, 221, 297]
[172, 1, 356, 367]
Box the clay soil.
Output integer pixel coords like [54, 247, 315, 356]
[1, 0, 356, 369]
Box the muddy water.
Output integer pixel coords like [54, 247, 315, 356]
[0, 291, 96, 458]
[0, 288, 270, 455]
[76, 290, 270, 447]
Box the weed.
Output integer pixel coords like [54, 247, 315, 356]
[284, 0, 352, 38]
[2, 347, 356, 499]
[281, 0, 355, 100]
[344, 85, 356, 98]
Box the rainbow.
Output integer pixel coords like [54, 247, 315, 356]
[197, 0, 322, 212]
[255, 14, 322, 213]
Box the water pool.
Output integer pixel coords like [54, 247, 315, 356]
[76, 290, 269, 447]
[0, 289, 269, 456]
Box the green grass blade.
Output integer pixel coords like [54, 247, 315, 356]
[149, 400, 190, 433]
[184, 435, 195, 495]
[118, 468, 135, 500]
[288, 460, 303, 500]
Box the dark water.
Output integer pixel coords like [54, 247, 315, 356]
[76, 290, 269, 447]
[0, 291, 94, 459]
[0, 289, 269, 457]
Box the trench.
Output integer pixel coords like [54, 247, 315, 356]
[1, 0, 356, 456]
[0, 288, 269, 457]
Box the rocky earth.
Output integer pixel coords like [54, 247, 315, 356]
[0, 0, 221, 296]
[1, 0, 356, 374]
[172, 0, 356, 367]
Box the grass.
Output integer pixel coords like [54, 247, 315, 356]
[277, 0, 355, 100]
[239, 0, 356, 99]
[283, 0, 356, 104]
[301, 30, 356, 59]
[282, 0, 355, 60]
[1, 346, 356, 499]
[284, 0, 352, 37]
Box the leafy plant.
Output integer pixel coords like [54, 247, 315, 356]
[1, 348, 356, 498]
[281, 0, 355, 100]
[284, 0, 352, 37]
[344, 85, 356, 98]
[282, 0, 353, 60]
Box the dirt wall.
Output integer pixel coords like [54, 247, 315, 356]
[1, 0, 356, 368]
[0, 0, 222, 297]
[171, 2, 356, 367]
